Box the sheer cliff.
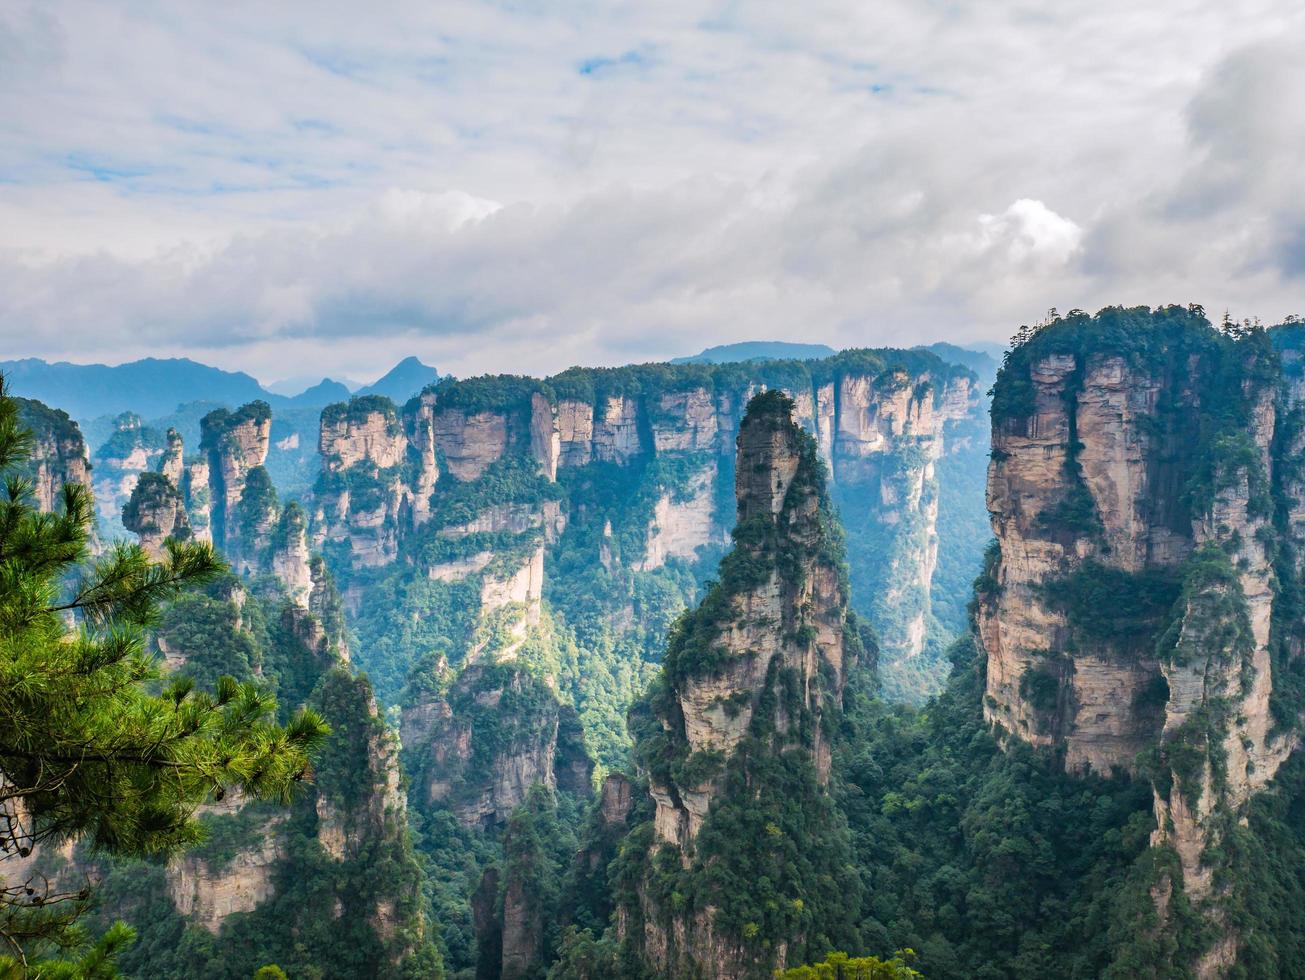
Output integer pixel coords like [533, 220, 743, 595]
[332, 349, 980, 731]
[611, 390, 865, 979]
[321, 349, 979, 977]
[78, 567, 441, 979]
[979, 306, 1305, 975]
[14, 396, 94, 518]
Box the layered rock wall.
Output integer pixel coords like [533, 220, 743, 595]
[329, 354, 976, 662]
[625, 390, 854, 978]
[200, 402, 271, 556]
[15, 397, 93, 516]
[980, 311, 1304, 974]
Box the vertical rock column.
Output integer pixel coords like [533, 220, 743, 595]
[200, 401, 272, 560]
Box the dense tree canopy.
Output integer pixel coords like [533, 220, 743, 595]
[0, 379, 329, 973]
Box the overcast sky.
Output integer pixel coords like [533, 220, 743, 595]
[1, 1, 1303, 384]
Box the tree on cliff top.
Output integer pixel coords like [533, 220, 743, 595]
[0, 378, 329, 973]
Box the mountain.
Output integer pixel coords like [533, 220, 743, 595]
[615, 389, 865, 976]
[284, 377, 353, 407]
[10, 392, 440, 978]
[21, 309, 1305, 979]
[356, 355, 441, 402]
[265, 373, 363, 396]
[913, 341, 999, 387]
[0, 357, 270, 421]
[671, 340, 837, 363]
[0, 357, 405, 430]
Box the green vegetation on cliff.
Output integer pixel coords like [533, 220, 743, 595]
[0, 380, 328, 973]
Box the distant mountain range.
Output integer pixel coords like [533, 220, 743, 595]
[0, 355, 441, 422]
[671, 341, 838, 364]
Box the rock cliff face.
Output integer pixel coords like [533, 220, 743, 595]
[14, 397, 93, 515]
[270, 502, 315, 608]
[411, 662, 592, 828]
[160, 427, 184, 485]
[200, 401, 272, 557]
[979, 308, 1302, 974]
[122, 471, 191, 557]
[314, 396, 420, 566]
[168, 809, 289, 933]
[181, 456, 212, 543]
[620, 389, 858, 979]
[325, 354, 976, 675]
[635, 463, 729, 571]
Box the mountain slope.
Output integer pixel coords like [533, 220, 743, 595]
[357, 356, 441, 402]
[671, 341, 837, 364]
[1, 357, 270, 420]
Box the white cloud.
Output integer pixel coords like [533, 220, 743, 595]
[975, 200, 1083, 270]
[0, 1, 1302, 381]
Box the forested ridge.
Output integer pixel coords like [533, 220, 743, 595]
[12, 312, 1305, 978]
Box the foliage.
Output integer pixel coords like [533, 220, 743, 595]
[320, 394, 400, 431]
[0, 379, 328, 971]
[834, 639, 1156, 979]
[780, 950, 923, 979]
[1041, 562, 1182, 649]
[427, 375, 547, 415]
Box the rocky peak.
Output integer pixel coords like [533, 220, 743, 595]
[200, 401, 271, 555]
[122, 471, 191, 557]
[646, 389, 845, 850]
[160, 427, 184, 485]
[270, 502, 314, 608]
[979, 307, 1299, 970]
[319, 395, 407, 472]
[313, 395, 422, 567]
[621, 388, 858, 978]
[735, 389, 804, 522]
[181, 456, 212, 544]
[14, 397, 93, 516]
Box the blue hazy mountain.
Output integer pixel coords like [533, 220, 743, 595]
[671, 341, 838, 364]
[0, 357, 272, 421]
[0, 355, 440, 422]
[285, 378, 354, 407]
[356, 356, 441, 403]
[913, 341, 1000, 387]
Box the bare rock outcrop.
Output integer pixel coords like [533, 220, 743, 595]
[635, 463, 728, 571]
[980, 310, 1301, 974]
[15, 398, 94, 516]
[200, 401, 271, 557]
[313, 396, 425, 566]
[623, 389, 858, 978]
[167, 811, 289, 933]
[122, 471, 191, 557]
[160, 427, 184, 485]
[270, 502, 314, 608]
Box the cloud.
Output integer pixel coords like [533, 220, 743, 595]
[0, 1, 1302, 381]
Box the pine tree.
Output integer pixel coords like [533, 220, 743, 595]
[0, 379, 330, 973]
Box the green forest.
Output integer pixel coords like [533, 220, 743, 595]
[13, 311, 1305, 978]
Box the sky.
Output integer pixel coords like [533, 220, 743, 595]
[1, 1, 1303, 385]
